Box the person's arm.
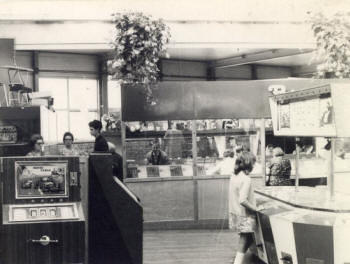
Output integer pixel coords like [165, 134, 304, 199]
[239, 177, 257, 212]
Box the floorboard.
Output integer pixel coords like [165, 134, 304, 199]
[144, 229, 265, 264]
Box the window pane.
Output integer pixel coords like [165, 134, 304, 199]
[125, 120, 193, 178]
[41, 110, 60, 143]
[70, 111, 95, 141]
[108, 80, 121, 110]
[39, 78, 68, 108]
[69, 79, 98, 110]
[56, 110, 69, 141]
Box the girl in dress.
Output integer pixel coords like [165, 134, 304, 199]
[231, 152, 263, 264]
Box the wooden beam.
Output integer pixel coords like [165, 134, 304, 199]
[210, 49, 313, 69]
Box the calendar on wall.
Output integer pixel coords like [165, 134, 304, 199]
[270, 84, 338, 137]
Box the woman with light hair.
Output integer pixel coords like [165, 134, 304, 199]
[266, 147, 292, 186]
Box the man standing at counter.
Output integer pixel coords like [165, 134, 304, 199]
[89, 120, 109, 152]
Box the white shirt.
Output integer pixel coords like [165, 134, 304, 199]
[229, 171, 256, 217]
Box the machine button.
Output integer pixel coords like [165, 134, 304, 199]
[30, 209, 37, 218]
[39, 209, 46, 217]
[49, 209, 56, 217]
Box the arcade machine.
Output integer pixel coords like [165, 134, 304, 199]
[254, 82, 350, 264]
[0, 156, 85, 264]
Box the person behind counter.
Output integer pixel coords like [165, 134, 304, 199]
[26, 134, 45, 156]
[146, 141, 169, 165]
[231, 152, 263, 264]
[89, 120, 109, 152]
[266, 147, 292, 186]
[61, 132, 80, 156]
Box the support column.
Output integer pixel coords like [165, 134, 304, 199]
[295, 137, 300, 191]
[32, 51, 39, 91]
[98, 56, 109, 117]
[260, 118, 266, 186]
[251, 64, 258, 80]
[329, 138, 335, 200]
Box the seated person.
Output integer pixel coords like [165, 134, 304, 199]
[60, 132, 80, 156]
[146, 142, 169, 165]
[26, 134, 45, 156]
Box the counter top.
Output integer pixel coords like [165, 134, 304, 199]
[255, 186, 350, 213]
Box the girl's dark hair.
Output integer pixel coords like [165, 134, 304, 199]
[28, 134, 43, 149]
[234, 152, 256, 175]
[63, 132, 74, 142]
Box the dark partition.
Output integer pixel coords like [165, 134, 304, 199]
[121, 79, 333, 121]
[88, 154, 143, 264]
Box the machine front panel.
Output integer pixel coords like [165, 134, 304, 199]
[4, 203, 81, 223]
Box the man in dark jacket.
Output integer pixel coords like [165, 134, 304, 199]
[89, 120, 108, 152]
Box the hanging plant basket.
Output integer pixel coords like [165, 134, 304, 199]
[309, 12, 350, 78]
[109, 12, 171, 102]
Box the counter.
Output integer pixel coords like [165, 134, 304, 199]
[254, 186, 350, 264]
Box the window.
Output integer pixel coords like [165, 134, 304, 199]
[107, 80, 121, 113]
[39, 77, 99, 142]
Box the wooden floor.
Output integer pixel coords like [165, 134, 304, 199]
[144, 229, 264, 264]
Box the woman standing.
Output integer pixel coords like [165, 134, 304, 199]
[266, 147, 291, 186]
[231, 152, 263, 264]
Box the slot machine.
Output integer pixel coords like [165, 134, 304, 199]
[0, 156, 85, 264]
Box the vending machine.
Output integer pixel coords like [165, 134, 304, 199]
[0, 156, 85, 264]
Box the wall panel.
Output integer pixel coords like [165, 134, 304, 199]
[256, 65, 292, 79]
[161, 60, 207, 78]
[215, 65, 252, 80]
[38, 52, 99, 73]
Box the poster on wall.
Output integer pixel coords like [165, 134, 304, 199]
[272, 90, 336, 137]
[15, 161, 68, 199]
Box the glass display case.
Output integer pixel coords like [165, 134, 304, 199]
[124, 118, 267, 179]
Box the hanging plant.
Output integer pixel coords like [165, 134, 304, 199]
[309, 12, 350, 78]
[109, 12, 171, 102]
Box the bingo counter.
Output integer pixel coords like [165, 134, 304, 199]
[253, 81, 350, 264]
[254, 186, 350, 264]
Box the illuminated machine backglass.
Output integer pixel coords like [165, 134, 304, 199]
[0, 156, 85, 264]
